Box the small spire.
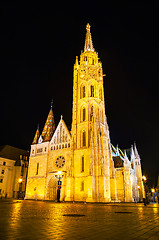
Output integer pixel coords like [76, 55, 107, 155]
[84, 23, 94, 52]
[61, 115, 63, 120]
[134, 142, 140, 159]
[32, 126, 40, 145]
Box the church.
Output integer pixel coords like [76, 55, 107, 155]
[25, 24, 144, 202]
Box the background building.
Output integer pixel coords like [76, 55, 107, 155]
[0, 145, 29, 199]
[25, 24, 144, 202]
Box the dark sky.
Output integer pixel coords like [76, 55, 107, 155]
[1, 2, 158, 186]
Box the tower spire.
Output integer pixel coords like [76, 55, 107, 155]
[41, 104, 55, 142]
[32, 124, 40, 144]
[84, 23, 94, 52]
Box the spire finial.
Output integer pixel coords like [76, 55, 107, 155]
[51, 99, 53, 109]
[86, 23, 90, 32]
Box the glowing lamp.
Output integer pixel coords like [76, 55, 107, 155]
[18, 178, 22, 183]
[58, 171, 62, 175]
[142, 176, 147, 181]
[138, 186, 140, 189]
[151, 188, 155, 193]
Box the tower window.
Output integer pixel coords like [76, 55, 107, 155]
[83, 108, 86, 121]
[83, 86, 85, 98]
[81, 85, 86, 98]
[36, 163, 39, 175]
[90, 85, 94, 97]
[90, 106, 93, 121]
[82, 131, 86, 147]
[81, 155, 84, 172]
[99, 89, 103, 100]
[3, 162, 6, 166]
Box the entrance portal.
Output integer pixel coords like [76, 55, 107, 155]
[47, 177, 58, 200]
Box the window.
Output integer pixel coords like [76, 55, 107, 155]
[45, 147, 47, 152]
[36, 163, 39, 175]
[82, 131, 86, 147]
[81, 156, 84, 172]
[20, 155, 23, 160]
[81, 181, 84, 191]
[37, 148, 42, 153]
[80, 85, 85, 99]
[90, 85, 94, 97]
[99, 89, 103, 100]
[32, 149, 34, 154]
[1, 170, 4, 174]
[3, 162, 6, 166]
[90, 106, 93, 121]
[0, 179, 3, 183]
[83, 86, 85, 98]
[83, 108, 86, 121]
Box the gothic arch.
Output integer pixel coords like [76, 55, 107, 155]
[80, 105, 87, 122]
[80, 84, 86, 99]
[46, 176, 58, 200]
[81, 129, 86, 147]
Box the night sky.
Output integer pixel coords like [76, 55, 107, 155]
[1, 2, 158, 186]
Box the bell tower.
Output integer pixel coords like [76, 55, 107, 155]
[71, 24, 112, 202]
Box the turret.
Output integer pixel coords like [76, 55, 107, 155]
[32, 124, 40, 144]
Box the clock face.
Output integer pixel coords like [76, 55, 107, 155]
[56, 156, 65, 168]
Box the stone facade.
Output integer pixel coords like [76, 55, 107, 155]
[25, 24, 144, 202]
[0, 145, 29, 199]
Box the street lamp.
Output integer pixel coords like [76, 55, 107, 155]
[151, 188, 155, 193]
[18, 178, 23, 199]
[142, 175, 147, 205]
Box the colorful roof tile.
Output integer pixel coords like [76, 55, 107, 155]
[41, 108, 55, 142]
[32, 128, 40, 144]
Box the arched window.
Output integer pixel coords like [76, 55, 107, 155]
[83, 86, 85, 98]
[90, 85, 94, 97]
[36, 163, 39, 175]
[99, 89, 103, 100]
[82, 131, 86, 147]
[81, 155, 84, 172]
[83, 108, 86, 121]
[80, 85, 86, 98]
[90, 106, 93, 121]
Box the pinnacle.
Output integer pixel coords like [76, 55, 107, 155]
[84, 23, 94, 52]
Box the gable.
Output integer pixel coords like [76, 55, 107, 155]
[50, 118, 71, 147]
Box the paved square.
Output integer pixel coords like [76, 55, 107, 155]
[0, 200, 159, 240]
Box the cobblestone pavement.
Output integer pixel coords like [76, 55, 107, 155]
[0, 200, 159, 240]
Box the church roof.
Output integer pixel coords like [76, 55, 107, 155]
[41, 106, 55, 142]
[32, 128, 40, 145]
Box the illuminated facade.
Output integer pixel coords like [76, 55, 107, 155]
[25, 24, 144, 202]
[0, 145, 29, 199]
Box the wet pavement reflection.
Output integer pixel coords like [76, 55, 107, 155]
[0, 200, 159, 240]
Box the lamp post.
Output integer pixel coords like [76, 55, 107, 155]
[18, 178, 23, 199]
[151, 188, 155, 202]
[142, 176, 147, 205]
[56, 171, 62, 202]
